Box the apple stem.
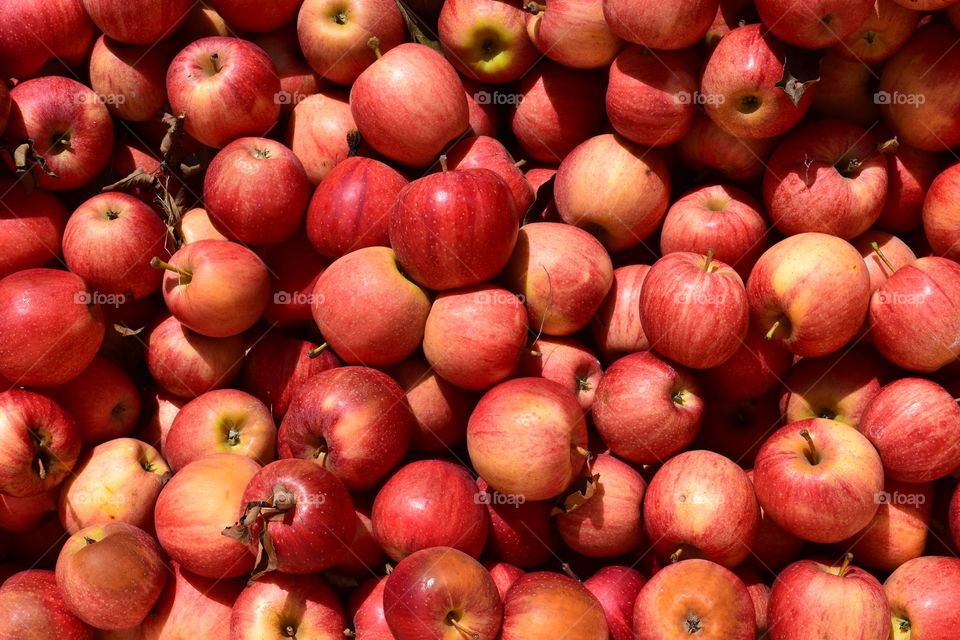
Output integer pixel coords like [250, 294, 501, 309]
[561, 562, 580, 581]
[446, 614, 480, 640]
[367, 36, 382, 59]
[703, 248, 716, 273]
[870, 241, 897, 273]
[522, 2, 546, 14]
[877, 137, 900, 155]
[765, 320, 781, 341]
[514, 159, 527, 169]
[573, 445, 591, 458]
[799, 429, 820, 465]
[529, 349, 542, 358]
[35, 456, 46, 480]
[150, 257, 191, 279]
[209, 53, 222, 73]
[344, 631, 356, 638]
[307, 343, 329, 359]
[439, 155, 448, 172]
[670, 548, 683, 563]
[838, 552, 853, 577]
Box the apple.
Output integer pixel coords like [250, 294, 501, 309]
[478, 478, 558, 568]
[845, 478, 933, 571]
[154, 239, 270, 338]
[677, 110, 781, 182]
[56, 522, 166, 630]
[811, 51, 883, 126]
[0, 0, 95, 79]
[755, 0, 873, 48]
[753, 418, 884, 543]
[952, 2, 960, 29]
[422, 284, 529, 391]
[870, 257, 960, 372]
[204, 137, 310, 246]
[7, 513, 68, 570]
[3, 76, 114, 191]
[694, 392, 781, 468]
[81, 0, 190, 44]
[520, 337, 602, 410]
[592, 351, 704, 464]
[154, 454, 259, 579]
[166, 37, 280, 149]
[445, 135, 535, 217]
[258, 234, 330, 328]
[383, 546, 502, 640]
[702, 328, 790, 401]
[88, 36, 174, 122]
[747, 233, 871, 357]
[768, 555, 890, 640]
[463, 78, 499, 137]
[833, 0, 919, 63]
[0, 489, 57, 534]
[583, 566, 645, 640]
[735, 567, 770, 639]
[63, 192, 169, 300]
[439, 0, 539, 83]
[923, 162, 960, 261]
[329, 499, 387, 580]
[591, 265, 650, 362]
[285, 90, 356, 185]
[524, 166, 558, 221]
[231, 572, 346, 639]
[603, 0, 719, 49]
[58, 438, 170, 534]
[0, 569, 93, 639]
[179, 208, 227, 243]
[633, 559, 755, 639]
[212, 0, 302, 32]
[351, 43, 468, 167]
[700, 24, 815, 140]
[852, 230, 918, 293]
[0, 180, 67, 279]
[145, 315, 246, 399]
[487, 562, 525, 599]
[306, 156, 408, 258]
[893, 0, 960, 7]
[136, 386, 186, 455]
[50, 356, 141, 445]
[501, 572, 608, 639]
[884, 556, 960, 640]
[525, 0, 623, 69]
[877, 141, 943, 233]
[468, 377, 587, 501]
[141, 562, 243, 640]
[780, 350, 885, 428]
[350, 577, 392, 639]
[252, 27, 325, 117]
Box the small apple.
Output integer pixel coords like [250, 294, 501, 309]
[884, 555, 960, 640]
[501, 572, 608, 639]
[779, 350, 885, 428]
[145, 315, 245, 399]
[0, 180, 68, 279]
[677, 110, 781, 182]
[212, 0, 303, 32]
[389, 356, 477, 452]
[285, 90, 356, 185]
[591, 265, 650, 362]
[0, 569, 93, 639]
[923, 162, 960, 262]
[603, 0, 720, 49]
[755, 0, 874, 48]
[524, 0, 623, 69]
[439, 0, 539, 83]
[141, 561, 243, 640]
[832, 0, 919, 63]
[231, 572, 346, 639]
[88, 35, 174, 122]
[478, 478, 558, 569]
[583, 566, 645, 640]
[0, 0, 95, 79]
[50, 356, 141, 445]
[81, 0, 191, 44]
[844, 478, 933, 571]
[520, 337, 602, 410]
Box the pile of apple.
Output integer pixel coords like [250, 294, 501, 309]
[1, 0, 960, 638]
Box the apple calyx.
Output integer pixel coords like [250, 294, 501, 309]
[306, 343, 329, 359]
[367, 36, 383, 60]
[684, 612, 705, 635]
[209, 52, 223, 75]
[282, 624, 297, 638]
[870, 242, 898, 274]
[836, 157, 864, 179]
[105, 209, 120, 221]
[522, 2, 546, 14]
[446, 612, 481, 640]
[333, 8, 347, 25]
[799, 429, 820, 465]
[671, 389, 689, 406]
[313, 437, 329, 467]
[150, 256, 192, 285]
[28, 429, 49, 480]
[346, 129, 362, 157]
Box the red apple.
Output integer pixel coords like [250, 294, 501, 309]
[755, 0, 873, 48]
[0, 0, 95, 79]
[445, 135, 535, 217]
[833, 0, 919, 63]
[136, 386, 185, 455]
[811, 51, 882, 126]
[0, 489, 57, 534]
[877, 141, 943, 233]
[478, 478, 558, 569]
[350, 576, 392, 639]
[0, 180, 67, 279]
[603, 0, 719, 49]
[923, 162, 960, 261]
[852, 229, 917, 293]
[501, 572, 608, 639]
[884, 555, 960, 640]
[439, 0, 539, 83]
[463, 78, 498, 137]
[734, 567, 770, 639]
[0, 569, 93, 639]
[231, 573, 346, 639]
[81, 0, 190, 44]
[212, 0, 303, 32]
[524, 0, 623, 69]
[50, 355, 141, 445]
[487, 562, 525, 599]
[694, 392, 781, 468]
[591, 264, 650, 362]
[520, 337, 602, 411]
[701, 325, 792, 402]
[677, 110, 781, 182]
[780, 350, 885, 428]
[845, 478, 933, 571]
[252, 27, 324, 117]
[146, 315, 245, 399]
[583, 566, 645, 640]
[285, 90, 356, 185]
[88, 36, 174, 122]
[178, 208, 228, 244]
[141, 562, 243, 640]
[389, 356, 477, 452]
[258, 234, 330, 328]
[744, 469, 806, 571]
[329, 499, 387, 580]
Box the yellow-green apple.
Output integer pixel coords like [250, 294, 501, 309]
[879, 24, 960, 151]
[501, 572, 608, 640]
[350, 576, 391, 638]
[166, 37, 280, 149]
[278, 366, 414, 491]
[869, 257, 960, 371]
[422, 284, 529, 391]
[0, 489, 57, 533]
[768, 555, 890, 640]
[226, 458, 354, 575]
[204, 137, 311, 245]
[231, 573, 346, 640]
[153, 453, 259, 579]
[154, 239, 270, 338]
[351, 43, 468, 167]
[371, 460, 489, 561]
[487, 562, 525, 599]
[51, 356, 141, 445]
[285, 90, 356, 185]
[833, 0, 918, 63]
[735, 567, 771, 639]
[884, 556, 960, 640]
[844, 478, 932, 571]
[852, 230, 917, 293]
[700, 326, 792, 400]
[212, 0, 302, 32]
[165, 389, 276, 471]
[141, 562, 243, 640]
[633, 559, 755, 640]
[446, 136, 535, 216]
[0, 390, 81, 497]
[746, 232, 871, 357]
[510, 62, 606, 163]
[860, 378, 960, 482]
[390, 167, 519, 290]
[660, 185, 768, 280]
[677, 110, 781, 182]
[520, 337, 602, 410]
[252, 27, 325, 117]
[81, 0, 190, 44]
[88, 36, 174, 121]
[583, 566, 645, 640]
[57, 438, 170, 534]
[756, 0, 873, 48]
[763, 120, 888, 239]
[694, 392, 781, 467]
[603, 0, 719, 49]
[467, 377, 587, 501]
[178, 208, 228, 244]
[383, 546, 502, 640]
[923, 163, 960, 261]
[591, 265, 650, 363]
[389, 355, 477, 452]
[63, 192, 169, 300]
[779, 350, 886, 428]
[503, 222, 613, 335]
[439, 0, 539, 83]
[311, 246, 431, 366]
[329, 498, 387, 580]
[56, 522, 166, 630]
[640, 251, 749, 369]
[463, 78, 498, 137]
[298, 0, 405, 85]
[556, 453, 646, 558]
[753, 418, 884, 543]
[524, 0, 623, 69]
[0, 570, 93, 639]
[145, 315, 245, 399]
[306, 156, 408, 258]
[876, 142, 943, 233]
[136, 386, 185, 455]
[0, 0, 94, 79]
[811, 52, 882, 126]
[700, 24, 815, 139]
[477, 478, 558, 568]
[3, 77, 114, 191]
[744, 468, 805, 571]
[257, 234, 330, 327]
[554, 134, 670, 251]
[0, 181, 67, 279]
[592, 351, 704, 464]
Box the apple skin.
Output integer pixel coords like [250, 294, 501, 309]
[56, 522, 166, 630]
[88, 36, 174, 122]
[212, 0, 302, 32]
[811, 51, 882, 126]
[306, 156, 408, 259]
[852, 230, 917, 294]
[389, 356, 477, 452]
[351, 43, 468, 168]
[583, 566, 645, 640]
[0, 180, 67, 279]
[884, 556, 960, 640]
[0, 489, 57, 533]
[231, 573, 346, 640]
[141, 562, 243, 640]
[81, 0, 190, 44]
[51, 355, 141, 445]
[257, 234, 330, 328]
[477, 478, 559, 569]
[501, 572, 608, 640]
[520, 337, 603, 411]
[145, 315, 245, 399]
[462, 78, 498, 137]
[487, 562, 525, 599]
[677, 110, 781, 182]
[869, 257, 960, 372]
[747, 233, 871, 357]
[923, 162, 960, 261]
[700, 24, 815, 140]
[755, 0, 873, 48]
[763, 120, 888, 239]
[743, 468, 806, 571]
[0, 569, 93, 639]
[350, 577, 393, 639]
[592, 351, 705, 464]
[591, 265, 650, 362]
[204, 137, 311, 246]
[390, 167, 519, 290]
[136, 386, 186, 455]
[329, 499, 387, 580]
[833, 0, 919, 63]
[603, 0, 719, 49]
[780, 350, 885, 428]
[767, 557, 890, 640]
[879, 24, 960, 152]
[153, 454, 259, 579]
[734, 567, 771, 639]
[372, 460, 489, 561]
[445, 135, 535, 217]
[423, 284, 529, 391]
[166, 37, 280, 149]
[57, 438, 170, 534]
[0, 0, 95, 79]
[279, 366, 414, 492]
[633, 559, 755, 640]
[877, 142, 944, 233]
[3, 76, 114, 191]
[285, 90, 356, 185]
[844, 478, 933, 571]
[438, 0, 539, 83]
[694, 392, 781, 468]
[312, 246, 431, 367]
[753, 418, 884, 543]
[860, 378, 960, 483]
[180, 208, 228, 244]
[251, 27, 325, 117]
[298, 0, 405, 85]
[526, 0, 623, 70]
[63, 192, 169, 300]
[555, 134, 671, 252]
